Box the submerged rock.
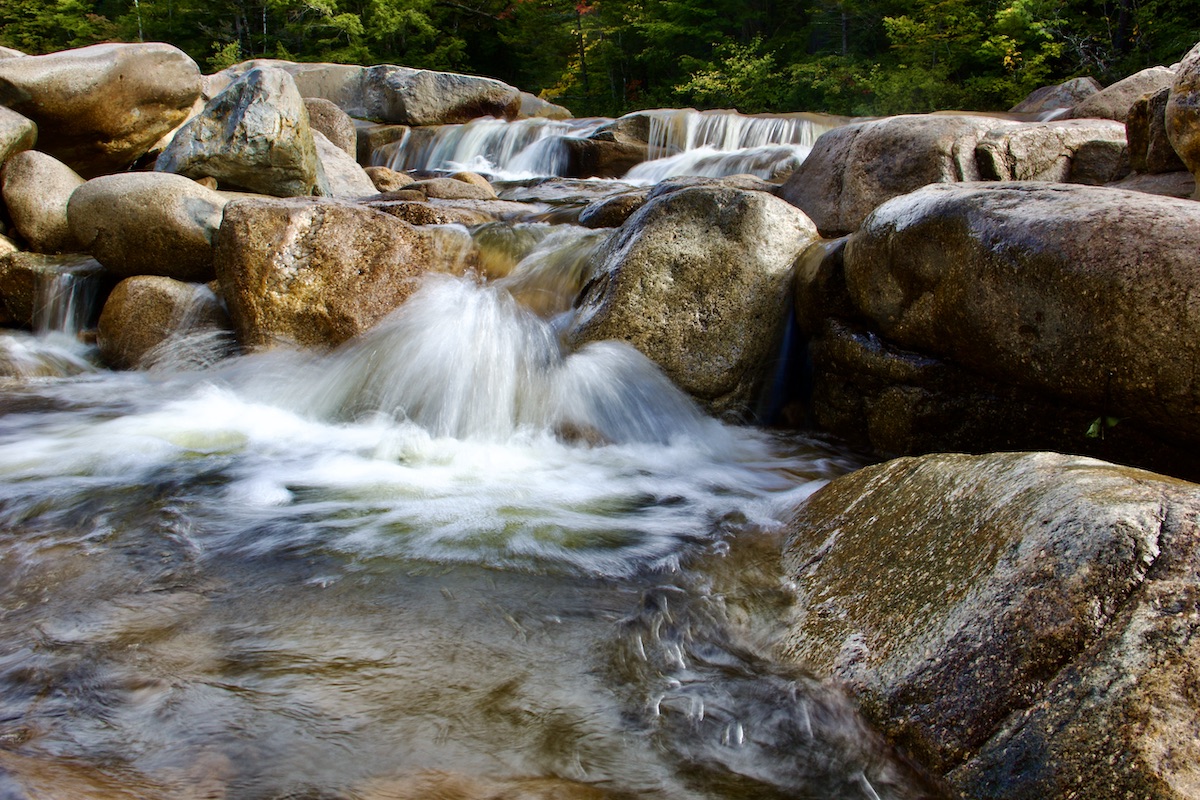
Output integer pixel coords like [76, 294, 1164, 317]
[68, 172, 227, 282]
[568, 185, 818, 417]
[156, 66, 325, 197]
[783, 451, 1200, 799]
[1, 150, 84, 253]
[0, 43, 201, 177]
[214, 197, 450, 349]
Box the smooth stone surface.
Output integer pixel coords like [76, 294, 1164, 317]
[362, 65, 522, 125]
[68, 172, 228, 282]
[567, 186, 818, 417]
[1069, 66, 1177, 122]
[1010, 76, 1102, 114]
[0, 105, 36, 167]
[783, 451, 1200, 799]
[975, 118, 1129, 184]
[304, 97, 357, 158]
[413, 176, 496, 200]
[314, 130, 376, 198]
[1, 150, 84, 253]
[0, 43, 201, 177]
[97, 276, 231, 369]
[157, 66, 325, 197]
[364, 165, 415, 192]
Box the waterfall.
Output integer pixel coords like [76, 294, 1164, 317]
[0, 257, 104, 378]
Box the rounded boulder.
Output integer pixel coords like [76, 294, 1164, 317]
[1, 150, 85, 253]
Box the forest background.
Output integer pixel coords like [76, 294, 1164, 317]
[0, 0, 1195, 118]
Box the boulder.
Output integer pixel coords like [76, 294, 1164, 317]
[68, 172, 228, 282]
[1010, 76, 1102, 115]
[211, 59, 367, 115]
[578, 190, 649, 228]
[783, 451, 1200, 799]
[361, 65, 521, 125]
[314, 131, 376, 198]
[566, 186, 819, 417]
[562, 137, 648, 179]
[1069, 66, 1176, 122]
[97, 276, 232, 370]
[841, 181, 1200, 448]
[364, 198, 530, 226]
[0, 43, 201, 177]
[0, 106, 36, 167]
[975, 118, 1129, 184]
[1108, 170, 1195, 198]
[156, 66, 325, 198]
[0, 46, 25, 59]
[412, 176, 496, 200]
[518, 92, 573, 121]
[1, 150, 84, 253]
[214, 197, 448, 349]
[304, 97, 357, 158]
[778, 114, 1015, 236]
[364, 165, 415, 192]
[1128, 87, 1187, 173]
[1165, 42, 1200, 198]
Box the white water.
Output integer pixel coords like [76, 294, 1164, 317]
[0, 258, 102, 379]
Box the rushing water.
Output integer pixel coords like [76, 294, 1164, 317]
[0, 167, 940, 799]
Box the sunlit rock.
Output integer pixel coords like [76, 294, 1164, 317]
[304, 97, 357, 158]
[97, 276, 232, 370]
[568, 185, 818, 417]
[783, 451, 1200, 799]
[156, 66, 326, 198]
[1069, 65, 1176, 122]
[0, 43, 200, 177]
[0, 106, 36, 168]
[778, 114, 1014, 236]
[518, 91, 572, 121]
[364, 165, 415, 193]
[1128, 87, 1186, 174]
[362, 65, 522, 125]
[412, 175, 497, 200]
[1165, 41, 1200, 198]
[314, 130, 376, 198]
[68, 172, 227, 282]
[975, 118, 1129, 184]
[1, 150, 84, 253]
[214, 197, 452, 349]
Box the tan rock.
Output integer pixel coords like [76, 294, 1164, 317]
[0, 43, 201, 177]
[448, 171, 496, 194]
[304, 97, 357, 158]
[1165, 42, 1200, 198]
[1069, 66, 1176, 121]
[412, 176, 497, 200]
[314, 130, 376, 198]
[356, 121, 409, 164]
[1, 150, 84, 253]
[0, 105, 36, 167]
[364, 165, 414, 192]
[97, 276, 232, 369]
[1128, 87, 1186, 173]
[0, 252, 106, 329]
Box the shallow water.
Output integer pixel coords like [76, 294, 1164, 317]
[0, 274, 934, 799]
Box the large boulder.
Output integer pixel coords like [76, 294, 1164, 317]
[778, 114, 1015, 236]
[214, 197, 450, 349]
[783, 451, 1200, 799]
[975, 118, 1129, 184]
[303, 97, 356, 158]
[1165, 42, 1200, 198]
[68, 172, 228, 282]
[840, 181, 1200, 450]
[361, 65, 521, 125]
[1, 150, 84, 253]
[0, 43, 200, 177]
[156, 66, 325, 197]
[1129, 87, 1187, 173]
[566, 186, 819, 417]
[1069, 66, 1177, 122]
[1010, 76, 1102, 115]
[97, 276, 232, 370]
[0, 105, 36, 167]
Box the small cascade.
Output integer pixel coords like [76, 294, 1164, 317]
[376, 117, 606, 179]
[0, 257, 104, 379]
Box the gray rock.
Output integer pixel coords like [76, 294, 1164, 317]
[97, 276, 232, 370]
[842, 181, 1200, 446]
[1165, 42, 1200, 198]
[1069, 66, 1177, 121]
[362, 65, 522, 125]
[1010, 76, 1102, 115]
[156, 66, 325, 198]
[778, 114, 1014, 236]
[313, 130, 376, 198]
[1128, 87, 1187, 173]
[578, 190, 649, 228]
[0, 46, 25, 59]
[214, 197, 448, 349]
[0, 106, 36, 167]
[567, 186, 818, 417]
[518, 92, 572, 120]
[0, 43, 200, 177]
[783, 451, 1200, 799]
[1108, 169, 1195, 197]
[975, 118, 1129, 184]
[1, 150, 84, 253]
[304, 97, 357, 158]
[68, 172, 228, 282]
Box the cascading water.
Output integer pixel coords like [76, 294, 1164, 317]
[0, 256, 104, 379]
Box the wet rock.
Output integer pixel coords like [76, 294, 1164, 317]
[156, 66, 325, 198]
[357, 121, 410, 165]
[1128, 87, 1186, 173]
[0, 106, 36, 167]
[362, 65, 521, 125]
[364, 198, 531, 226]
[304, 97, 357, 158]
[1165, 42, 1200, 198]
[1, 150, 84, 253]
[214, 197, 448, 349]
[97, 276, 232, 369]
[578, 190, 649, 228]
[567, 185, 818, 417]
[314, 130, 376, 198]
[0, 43, 201, 177]
[841, 181, 1200, 450]
[778, 114, 1013, 236]
[562, 137, 648, 179]
[364, 165, 414, 192]
[68, 172, 227, 282]
[1069, 66, 1176, 121]
[0, 252, 106, 328]
[975, 118, 1129, 184]
[1010, 76, 1102, 115]
[783, 451, 1200, 799]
